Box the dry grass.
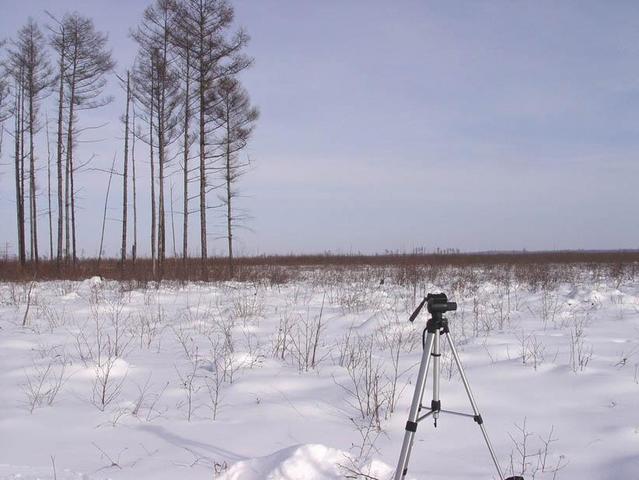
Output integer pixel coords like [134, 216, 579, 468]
[0, 250, 637, 284]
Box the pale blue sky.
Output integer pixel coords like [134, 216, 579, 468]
[1, 0, 638, 257]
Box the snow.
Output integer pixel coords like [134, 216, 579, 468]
[0, 268, 638, 479]
[219, 444, 344, 480]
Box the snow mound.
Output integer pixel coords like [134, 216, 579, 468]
[218, 444, 345, 480]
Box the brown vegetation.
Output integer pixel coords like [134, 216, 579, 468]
[0, 250, 637, 284]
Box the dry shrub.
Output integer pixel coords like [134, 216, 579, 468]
[1, 251, 637, 286]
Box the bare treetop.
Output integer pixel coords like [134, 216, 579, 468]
[0, 59, 10, 124]
[8, 19, 54, 118]
[61, 13, 115, 110]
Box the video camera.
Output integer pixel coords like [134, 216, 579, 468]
[409, 292, 457, 322]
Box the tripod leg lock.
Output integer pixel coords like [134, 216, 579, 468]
[473, 414, 483, 425]
[405, 420, 418, 432]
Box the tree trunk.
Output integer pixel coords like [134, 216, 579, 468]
[182, 49, 190, 263]
[55, 30, 65, 265]
[198, 67, 207, 279]
[131, 107, 137, 263]
[225, 113, 233, 278]
[64, 132, 70, 261]
[98, 154, 116, 269]
[157, 82, 166, 272]
[28, 78, 38, 266]
[14, 80, 26, 266]
[20, 78, 26, 265]
[70, 154, 77, 262]
[65, 47, 78, 263]
[170, 184, 176, 258]
[46, 113, 53, 260]
[157, 25, 170, 274]
[121, 72, 130, 266]
[149, 70, 157, 278]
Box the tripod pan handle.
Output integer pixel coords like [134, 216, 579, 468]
[409, 297, 427, 322]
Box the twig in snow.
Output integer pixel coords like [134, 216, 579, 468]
[22, 280, 35, 326]
[92, 441, 124, 470]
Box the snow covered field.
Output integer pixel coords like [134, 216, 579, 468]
[0, 266, 637, 479]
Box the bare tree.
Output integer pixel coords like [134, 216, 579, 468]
[47, 12, 67, 265]
[0, 4, 256, 267]
[8, 19, 53, 267]
[131, 51, 157, 274]
[178, 0, 252, 278]
[60, 13, 114, 263]
[45, 111, 53, 259]
[214, 77, 258, 277]
[170, 1, 196, 263]
[133, 0, 183, 276]
[10, 67, 26, 265]
[120, 71, 131, 265]
[131, 104, 138, 262]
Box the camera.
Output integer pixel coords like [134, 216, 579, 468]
[408, 292, 457, 323]
[426, 293, 457, 314]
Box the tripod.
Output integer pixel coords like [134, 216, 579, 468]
[394, 293, 522, 480]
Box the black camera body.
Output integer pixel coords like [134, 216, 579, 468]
[408, 292, 457, 323]
[426, 293, 457, 314]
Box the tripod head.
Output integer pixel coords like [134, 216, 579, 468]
[409, 293, 457, 322]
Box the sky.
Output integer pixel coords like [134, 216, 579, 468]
[1, 0, 639, 257]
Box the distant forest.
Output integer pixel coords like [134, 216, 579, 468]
[0, 0, 258, 279]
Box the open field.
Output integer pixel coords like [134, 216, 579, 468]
[2, 1, 638, 478]
[1, 262, 638, 479]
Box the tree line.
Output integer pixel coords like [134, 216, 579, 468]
[0, 0, 258, 279]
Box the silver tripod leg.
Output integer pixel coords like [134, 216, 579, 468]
[394, 331, 435, 480]
[445, 332, 505, 480]
[432, 330, 440, 427]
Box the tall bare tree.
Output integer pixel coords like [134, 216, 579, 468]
[214, 77, 258, 277]
[132, 51, 157, 273]
[60, 13, 114, 263]
[170, 1, 196, 263]
[48, 12, 67, 265]
[133, 0, 183, 276]
[8, 20, 53, 267]
[131, 104, 138, 262]
[45, 112, 53, 259]
[120, 71, 131, 265]
[10, 68, 26, 265]
[178, 0, 251, 278]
